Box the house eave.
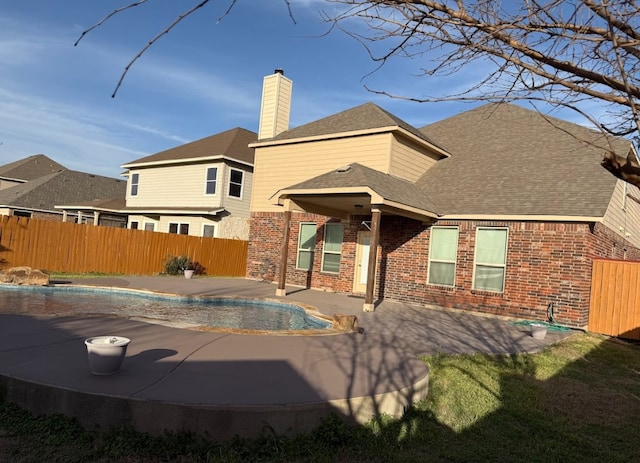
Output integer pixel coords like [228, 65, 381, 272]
[437, 214, 604, 222]
[122, 207, 226, 216]
[250, 126, 450, 158]
[274, 187, 438, 221]
[54, 205, 126, 214]
[121, 155, 253, 170]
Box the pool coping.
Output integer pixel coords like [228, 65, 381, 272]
[0, 279, 432, 440]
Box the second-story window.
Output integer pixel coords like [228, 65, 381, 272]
[228, 169, 243, 198]
[205, 167, 217, 195]
[130, 173, 139, 196]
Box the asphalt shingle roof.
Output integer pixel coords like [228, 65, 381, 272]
[283, 162, 440, 215]
[0, 154, 66, 181]
[0, 170, 126, 211]
[417, 103, 629, 217]
[269, 102, 442, 148]
[123, 127, 257, 166]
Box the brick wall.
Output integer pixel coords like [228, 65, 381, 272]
[247, 212, 640, 328]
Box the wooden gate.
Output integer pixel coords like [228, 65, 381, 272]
[589, 259, 640, 340]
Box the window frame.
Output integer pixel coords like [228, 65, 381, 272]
[143, 222, 155, 232]
[205, 167, 218, 196]
[130, 173, 139, 196]
[227, 168, 244, 199]
[296, 222, 317, 270]
[168, 222, 190, 235]
[321, 223, 344, 274]
[427, 226, 459, 287]
[472, 227, 509, 293]
[202, 224, 216, 238]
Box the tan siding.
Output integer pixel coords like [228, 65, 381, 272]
[126, 163, 224, 208]
[389, 134, 441, 182]
[603, 180, 640, 248]
[258, 73, 292, 140]
[251, 134, 393, 212]
[222, 167, 253, 219]
[0, 180, 22, 190]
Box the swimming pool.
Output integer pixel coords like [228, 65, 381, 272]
[0, 284, 332, 332]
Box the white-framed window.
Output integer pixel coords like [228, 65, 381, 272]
[296, 223, 316, 270]
[169, 223, 189, 235]
[130, 173, 139, 196]
[228, 168, 243, 198]
[130, 221, 139, 230]
[473, 227, 508, 292]
[144, 222, 155, 232]
[321, 223, 344, 273]
[427, 226, 459, 287]
[203, 224, 216, 238]
[205, 167, 217, 195]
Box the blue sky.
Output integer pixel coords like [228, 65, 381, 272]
[0, 0, 595, 179]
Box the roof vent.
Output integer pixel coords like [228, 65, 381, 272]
[336, 165, 352, 173]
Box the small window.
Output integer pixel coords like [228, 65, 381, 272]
[169, 223, 189, 235]
[228, 169, 243, 198]
[13, 210, 32, 218]
[322, 223, 344, 273]
[205, 167, 217, 195]
[427, 226, 459, 287]
[130, 173, 139, 196]
[203, 224, 215, 238]
[144, 222, 155, 231]
[130, 221, 139, 230]
[296, 223, 316, 270]
[473, 227, 508, 292]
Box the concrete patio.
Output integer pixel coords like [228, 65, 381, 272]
[0, 276, 574, 441]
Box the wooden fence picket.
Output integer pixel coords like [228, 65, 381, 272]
[0, 216, 247, 277]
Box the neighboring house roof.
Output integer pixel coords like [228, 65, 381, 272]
[417, 103, 629, 218]
[264, 102, 444, 151]
[55, 197, 127, 213]
[122, 127, 257, 168]
[0, 170, 126, 212]
[278, 163, 440, 218]
[0, 154, 66, 181]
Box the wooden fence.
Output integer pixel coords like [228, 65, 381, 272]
[0, 215, 248, 277]
[589, 258, 640, 340]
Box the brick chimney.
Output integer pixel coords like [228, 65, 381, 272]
[258, 69, 293, 140]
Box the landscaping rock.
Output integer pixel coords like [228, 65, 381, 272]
[0, 266, 50, 286]
[332, 314, 359, 332]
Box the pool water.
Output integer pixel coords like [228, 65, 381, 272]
[0, 285, 331, 331]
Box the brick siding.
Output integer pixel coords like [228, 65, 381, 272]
[247, 212, 640, 328]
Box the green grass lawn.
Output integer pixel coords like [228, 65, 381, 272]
[1, 332, 639, 462]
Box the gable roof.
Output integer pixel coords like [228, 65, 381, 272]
[0, 170, 126, 212]
[262, 102, 444, 150]
[277, 162, 440, 219]
[417, 103, 629, 218]
[0, 154, 66, 181]
[122, 127, 257, 168]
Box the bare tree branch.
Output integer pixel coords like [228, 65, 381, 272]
[110, 0, 211, 97]
[74, 0, 151, 47]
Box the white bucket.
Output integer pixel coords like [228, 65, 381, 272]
[530, 323, 548, 340]
[85, 336, 131, 375]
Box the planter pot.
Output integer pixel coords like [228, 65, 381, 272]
[85, 336, 131, 375]
[530, 323, 548, 340]
[184, 269, 195, 279]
